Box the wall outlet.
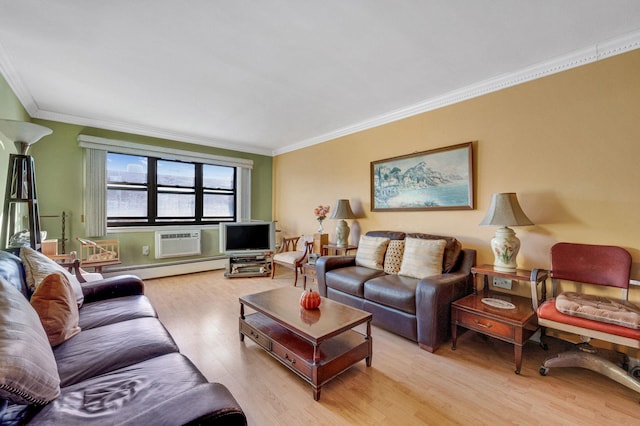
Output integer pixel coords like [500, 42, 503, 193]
[493, 277, 513, 290]
[142, 245, 150, 256]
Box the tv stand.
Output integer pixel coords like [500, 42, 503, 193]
[225, 253, 272, 278]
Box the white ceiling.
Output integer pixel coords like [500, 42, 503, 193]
[1, 1, 639, 156]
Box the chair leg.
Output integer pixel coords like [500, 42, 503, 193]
[540, 348, 640, 395]
[271, 262, 275, 279]
[538, 327, 548, 350]
[293, 267, 298, 287]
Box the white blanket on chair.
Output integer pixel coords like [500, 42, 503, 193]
[556, 292, 640, 329]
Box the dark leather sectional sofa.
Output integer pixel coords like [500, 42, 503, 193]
[0, 249, 246, 425]
[316, 231, 476, 353]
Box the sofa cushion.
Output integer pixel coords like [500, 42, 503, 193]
[399, 238, 446, 279]
[20, 247, 84, 307]
[355, 236, 390, 270]
[53, 317, 179, 387]
[28, 353, 241, 425]
[406, 233, 462, 272]
[30, 272, 81, 346]
[79, 295, 157, 330]
[0, 277, 60, 405]
[364, 274, 419, 314]
[272, 250, 304, 264]
[325, 266, 386, 298]
[383, 240, 405, 274]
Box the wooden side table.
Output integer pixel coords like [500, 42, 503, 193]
[451, 265, 549, 374]
[321, 244, 358, 256]
[470, 265, 548, 310]
[313, 233, 328, 254]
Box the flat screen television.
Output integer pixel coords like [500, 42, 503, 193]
[219, 221, 276, 256]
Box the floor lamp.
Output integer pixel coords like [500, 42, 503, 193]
[0, 119, 52, 251]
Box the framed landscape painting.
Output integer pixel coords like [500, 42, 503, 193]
[371, 142, 474, 211]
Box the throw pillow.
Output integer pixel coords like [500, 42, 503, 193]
[0, 277, 61, 405]
[398, 238, 446, 279]
[31, 272, 82, 346]
[355, 236, 390, 270]
[20, 247, 84, 307]
[383, 240, 405, 274]
[406, 233, 462, 273]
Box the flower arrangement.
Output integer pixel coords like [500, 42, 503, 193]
[314, 205, 330, 233]
[314, 205, 330, 221]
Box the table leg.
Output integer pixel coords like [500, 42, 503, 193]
[514, 344, 523, 374]
[514, 326, 523, 374]
[313, 386, 321, 401]
[239, 303, 245, 342]
[451, 320, 458, 350]
[366, 320, 372, 367]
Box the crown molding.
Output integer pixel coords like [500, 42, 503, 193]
[273, 30, 640, 156]
[34, 109, 274, 157]
[0, 39, 39, 114]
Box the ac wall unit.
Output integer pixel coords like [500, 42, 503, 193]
[155, 230, 201, 259]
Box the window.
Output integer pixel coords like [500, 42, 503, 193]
[106, 153, 236, 226]
[80, 135, 254, 236]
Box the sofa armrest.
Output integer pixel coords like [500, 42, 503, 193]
[81, 274, 145, 303]
[415, 249, 476, 352]
[415, 271, 472, 352]
[315, 255, 356, 297]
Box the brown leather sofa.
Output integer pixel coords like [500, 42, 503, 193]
[0, 250, 246, 425]
[316, 231, 476, 353]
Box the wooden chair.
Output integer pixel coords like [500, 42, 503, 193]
[537, 242, 640, 395]
[271, 235, 313, 287]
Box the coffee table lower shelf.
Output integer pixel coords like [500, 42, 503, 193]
[240, 313, 371, 400]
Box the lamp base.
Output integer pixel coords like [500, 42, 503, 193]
[335, 219, 350, 247]
[490, 226, 520, 272]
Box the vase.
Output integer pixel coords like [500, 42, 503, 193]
[317, 219, 324, 233]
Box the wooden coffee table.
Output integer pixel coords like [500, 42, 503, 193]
[239, 286, 372, 400]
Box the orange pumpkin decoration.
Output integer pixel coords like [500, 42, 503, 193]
[300, 288, 321, 310]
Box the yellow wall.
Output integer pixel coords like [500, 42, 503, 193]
[274, 49, 640, 299]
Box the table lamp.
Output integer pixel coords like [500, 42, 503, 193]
[479, 192, 533, 272]
[330, 199, 356, 247]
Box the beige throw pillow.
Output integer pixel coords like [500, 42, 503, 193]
[355, 236, 390, 270]
[21, 247, 84, 307]
[398, 238, 446, 279]
[383, 240, 405, 274]
[31, 272, 82, 346]
[0, 277, 60, 405]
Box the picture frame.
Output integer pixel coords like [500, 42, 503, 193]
[371, 141, 474, 211]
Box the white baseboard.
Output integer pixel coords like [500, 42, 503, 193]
[101, 258, 228, 280]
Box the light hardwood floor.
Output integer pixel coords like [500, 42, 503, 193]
[144, 270, 640, 425]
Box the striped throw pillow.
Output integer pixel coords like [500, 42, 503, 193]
[398, 238, 446, 279]
[355, 236, 390, 270]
